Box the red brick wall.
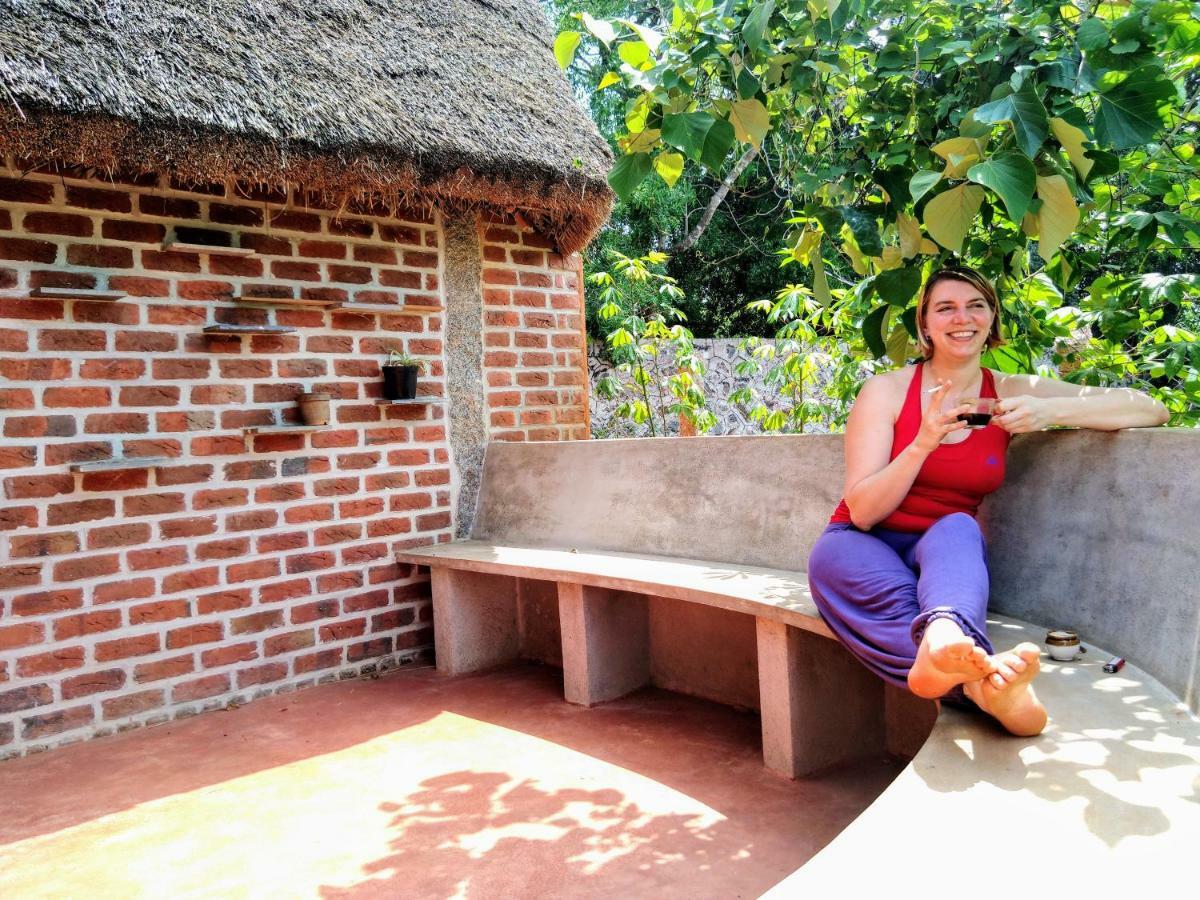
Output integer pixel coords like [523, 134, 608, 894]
[480, 217, 589, 441]
[0, 164, 588, 757]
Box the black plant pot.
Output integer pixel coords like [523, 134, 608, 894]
[383, 365, 419, 400]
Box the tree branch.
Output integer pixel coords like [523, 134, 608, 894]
[669, 145, 758, 255]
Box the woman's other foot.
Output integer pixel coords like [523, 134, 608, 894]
[964, 643, 1048, 736]
[908, 617, 994, 699]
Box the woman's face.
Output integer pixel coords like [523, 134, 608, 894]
[923, 278, 995, 361]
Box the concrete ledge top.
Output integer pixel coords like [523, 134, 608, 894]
[765, 615, 1200, 893]
[397, 540, 831, 637]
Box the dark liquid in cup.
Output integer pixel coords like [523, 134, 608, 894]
[957, 412, 992, 428]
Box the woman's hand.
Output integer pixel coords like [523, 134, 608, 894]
[993, 395, 1054, 433]
[913, 381, 971, 453]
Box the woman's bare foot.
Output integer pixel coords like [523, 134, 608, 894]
[907, 617, 994, 699]
[963, 643, 1048, 736]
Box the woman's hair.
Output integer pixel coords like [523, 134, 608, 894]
[915, 265, 1005, 359]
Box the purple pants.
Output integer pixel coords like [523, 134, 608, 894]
[806, 512, 994, 693]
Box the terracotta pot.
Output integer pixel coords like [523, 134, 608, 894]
[297, 391, 331, 425]
[383, 365, 419, 400]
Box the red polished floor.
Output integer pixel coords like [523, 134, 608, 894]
[0, 663, 902, 899]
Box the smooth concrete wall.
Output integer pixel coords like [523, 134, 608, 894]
[472, 430, 1200, 712]
[648, 597, 760, 711]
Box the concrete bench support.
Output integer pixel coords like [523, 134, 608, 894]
[431, 567, 520, 675]
[558, 582, 650, 706]
[756, 619, 886, 778]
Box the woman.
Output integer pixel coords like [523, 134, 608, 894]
[807, 265, 1168, 736]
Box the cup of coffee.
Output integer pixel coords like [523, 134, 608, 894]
[957, 396, 997, 429]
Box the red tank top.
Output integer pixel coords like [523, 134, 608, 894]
[829, 362, 1011, 533]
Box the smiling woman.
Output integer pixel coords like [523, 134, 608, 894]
[806, 264, 1169, 740]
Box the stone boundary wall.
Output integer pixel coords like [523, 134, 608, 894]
[0, 162, 587, 757]
[588, 339, 841, 438]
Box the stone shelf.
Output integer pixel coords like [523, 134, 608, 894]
[237, 296, 344, 309]
[375, 398, 447, 405]
[30, 288, 127, 301]
[201, 324, 297, 336]
[242, 425, 325, 435]
[348, 303, 445, 313]
[163, 241, 258, 257]
[70, 457, 173, 473]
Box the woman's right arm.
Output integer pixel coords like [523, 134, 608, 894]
[843, 378, 967, 530]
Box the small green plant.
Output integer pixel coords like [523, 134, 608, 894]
[590, 250, 715, 436]
[385, 348, 424, 371]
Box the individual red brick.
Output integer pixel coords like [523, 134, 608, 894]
[100, 220, 165, 243]
[0, 622, 44, 651]
[3, 473, 70, 499]
[227, 559, 281, 583]
[239, 233, 292, 256]
[9, 531, 79, 558]
[42, 386, 108, 408]
[10, 589, 82, 617]
[0, 176, 54, 203]
[348, 637, 393, 662]
[103, 690, 165, 718]
[161, 567, 219, 593]
[166, 623, 223, 650]
[142, 249, 200, 273]
[46, 498, 114, 526]
[136, 195, 198, 218]
[318, 619, 367, 642]
[120, 493, 184, 518]
[22, 705, 94, 739]
[236, 663, 288, 688]
[201, 642, 258, 668]
[225, 510, 278, 533]
[328, 264, 372, 284]
[257, 532, 308, 554]
[264, 630, 315, 656]
[231, 610, 285, 635]
[133, 656, 195, 683]
[294, 648, 343, 674]
[266, 210, 319, 232]
[291, 599, 340, 624]
[178, 280, 235, 301]
[367, 517, 413, 537]
[65, 186, 130, 212]
[251, 433, 304, 453]
[85, 412, 149, 434]
[270, 260, 321, 281]
[210, 254, 264, 278]
[192, 536, 247, 561]
[53, 553, 120, 582]
[188, 436, 244, 458]
[152, 359, 212, 380]
[316, 571, 364, 594]
[259, 578, 311, 604]
[66, 244, 135, 269]
[128, 546, 189, 571]
[16, 646, 85, 676]
[0, 446, 35, 471]
[197, 589, 252, 615]
[23, 212, 92, 236]
[39, 329, 106, 351]
[115, 330, 177, 352]
[0, 683, 53, 714]
[344, 589, 390, 613]
[171, 674, 230, 703]
[296, 240, 344, 259]
[41, 441, 110, 467]
[342, 544, 389, 566]
[148, 304, 206, 327]
[190, 488, 247, 511]
[61, 668, 126, 699]
[154, 518, 213, 545]
[0, 237, 57, 263]
[81, 469, 150, 492]
[256, 484, 306, 505]
[378, 269, 422, 290]
[124, 600, 190, 625]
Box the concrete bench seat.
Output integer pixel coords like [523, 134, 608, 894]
[399, 431, 1200, 889]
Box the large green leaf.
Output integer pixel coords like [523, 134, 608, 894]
[662, 112, 716, 159]
[909, 170, 942, 204]
[700, 117, 736, 169]
[1094, 66, 1176, 151]
[729, 98, 770, 147]
[862, 305, 891, 359]
[874, 265, 923, 307]
[742, 0, 775, 51]
[554, 32, 581, 70]
[619, 40, 652, 69]
[973, 80, 1048, 159]
[967, 153, 1036, 224]
[923, 184, 984, 254]
[608, 153, 654, 202]
[839, 206, 883, 256]
[654, 152, 685, 188]
[886, 320, 912, 366]
[1076, 18, 1109, 51]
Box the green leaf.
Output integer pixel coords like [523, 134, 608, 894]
[554, 32, 581, 70]
[597, 72, 621, 90]
[1094, 66, 1176, 151]
[654, 152, 685, 187]
[839, 206, 883, 256]
[812, 250, 831, 307]
[663, 112, 716, 159]
[1036, 174, 1079, 260]
[910, 170, 942, 204]
[729, 98, 770, 147]
[967, 153, 1036, 223]
[619, 40, 652, 69]
[736, 67, 761, 100]
[1077, 18, 1108, 51]
[1049, 117, 1094, 179]
[874, 265, 923, 307]
[582, 13, 616, 46]
[862, 305, 891, 359]
[621, 20, 664, 53]
[886, 321, 911, 366]
[973, 80, 1049, 159]
[923, 184, 984, 254]
[608, 153, 653, 202]
[700, 117, 736, 169]
[742, 0, 775, 51]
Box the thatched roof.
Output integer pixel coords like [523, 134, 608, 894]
[0, 0, 612, 252]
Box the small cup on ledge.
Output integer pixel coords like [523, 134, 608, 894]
[956, 396, 997, 429]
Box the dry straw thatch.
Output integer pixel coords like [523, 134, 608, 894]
[0, 0, 613, 252]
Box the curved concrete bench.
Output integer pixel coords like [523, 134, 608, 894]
[399, 432, 1200, 888]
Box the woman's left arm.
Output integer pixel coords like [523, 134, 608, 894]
[993, 373, 1170, 432]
